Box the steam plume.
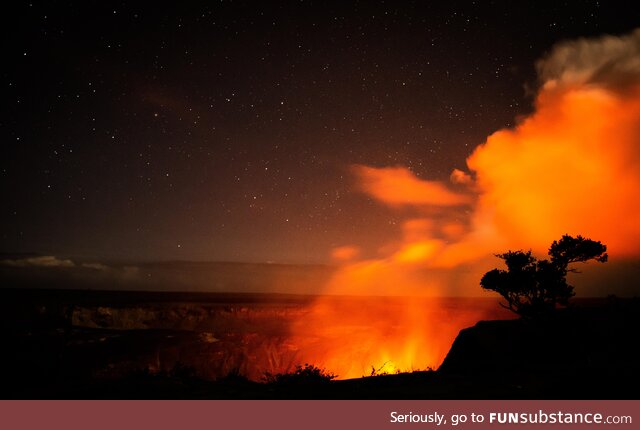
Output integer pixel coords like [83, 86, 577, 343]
[291, 29, 640, 378]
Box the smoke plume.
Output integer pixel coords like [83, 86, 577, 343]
[291, 28, 640, 378]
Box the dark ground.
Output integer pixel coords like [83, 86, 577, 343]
[1, 288, 638, 399]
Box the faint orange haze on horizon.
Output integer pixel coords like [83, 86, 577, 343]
[289, 29, 640, 379]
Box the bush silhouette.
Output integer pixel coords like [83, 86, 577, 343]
[480, 235, 607, 316]
[263, 364, 337, 385]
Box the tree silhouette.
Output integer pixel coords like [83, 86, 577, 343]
[480, 235, 607, 316]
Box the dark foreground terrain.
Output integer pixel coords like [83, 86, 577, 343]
[1, 288, 639, 399]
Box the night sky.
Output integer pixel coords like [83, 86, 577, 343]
[2, 1, 639, 264]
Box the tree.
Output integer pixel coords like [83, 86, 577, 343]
[480, 235, 607, 316]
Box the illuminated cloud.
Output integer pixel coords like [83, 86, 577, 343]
[1, 256, 112, 271]
[449, 168, 473, 186]
[0, 256, 142, 285]
[330, 245, 361, 262]
[0, 255, 75, 268]
[537, 28, 640, 90]
[352, 165, 471, 207]
[81, 262, 110, 270]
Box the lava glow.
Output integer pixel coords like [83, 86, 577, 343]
[290, 295, 508, 379]
[288, 29, 640, 379]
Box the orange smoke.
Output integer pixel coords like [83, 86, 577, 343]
[290, 295, 510, 379]
[466, 27, 640, 258]
[344, 84, 640, 265]
[353, 165, 471, 207]
[289, 29, 640, 379]
[289, 216, 508, 378]
[289, 248, 512, 378]
[330, 245, 361, 262]
[467, 85, 640, 257]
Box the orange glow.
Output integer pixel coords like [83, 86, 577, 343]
[290, 294, 509, 379]
[450, 168, 473, 185]
[393, 241, 442, 263]
[292, 85, 640, 379]
[402, 218, 435, 241]
[289, 33, 640, 379]
[352, 165, 471, 207]
[288, 217, 507, 378]
[441, 221, 466, 239]
[330, 245, 361, 262]
[467, 85, 640, 257]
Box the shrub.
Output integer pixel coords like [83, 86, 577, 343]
[263, 364, 337, 385]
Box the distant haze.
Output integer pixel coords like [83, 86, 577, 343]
[1, 255, 638, 297]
